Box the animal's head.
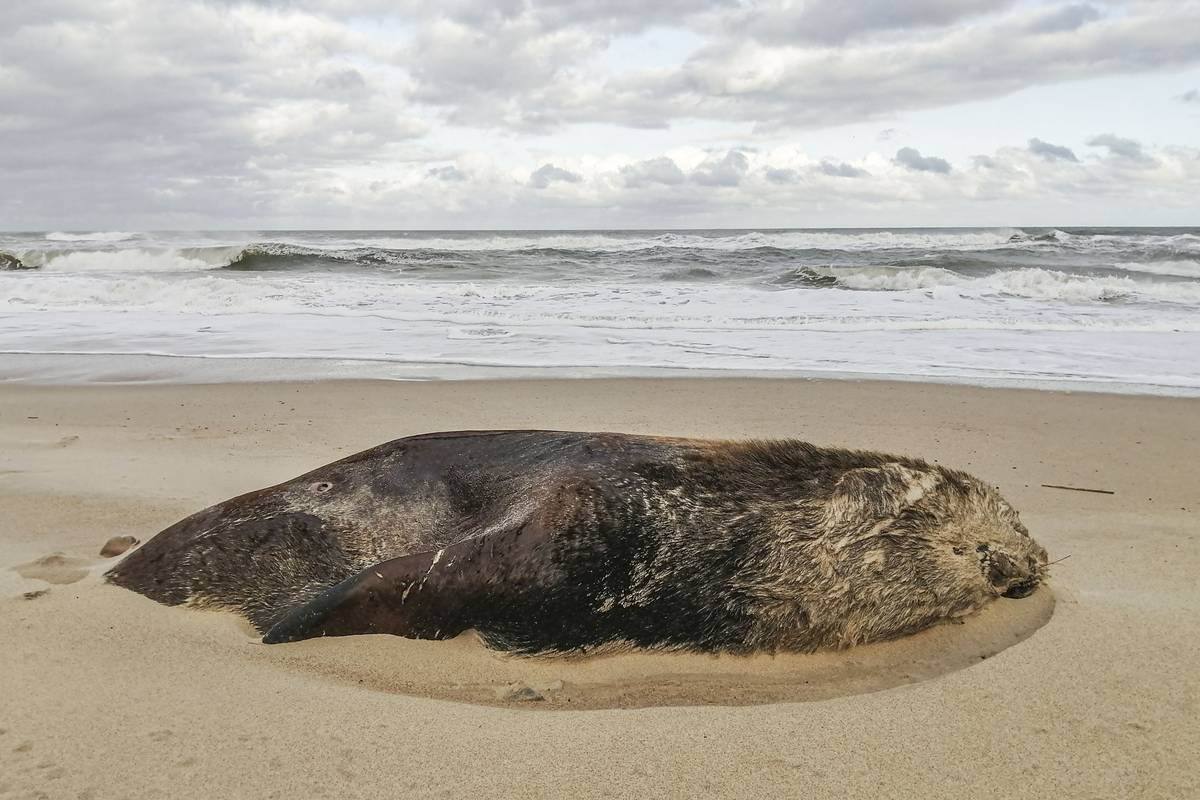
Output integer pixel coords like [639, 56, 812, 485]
[896, 466, 1049, 601]
[925, 473, 1048, 601]
[830, 462, 1050, 607]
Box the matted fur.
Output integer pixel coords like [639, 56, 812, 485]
[107, 430, 1049, 654]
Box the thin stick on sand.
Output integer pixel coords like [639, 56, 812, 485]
[1040, 483, 1115, 495]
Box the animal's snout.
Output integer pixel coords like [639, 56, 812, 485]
[987, 551, 1041, 599]
[1001, 579, 1039, 599]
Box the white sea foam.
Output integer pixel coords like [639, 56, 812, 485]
[4, 273, 1199, 334]
[834, 266, 1200, 304]
[446, 327, 515, 339]
[44, 231, 139, 242]
[977, 269, 1182, 303]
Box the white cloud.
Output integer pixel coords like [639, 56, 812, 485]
[193, 136, 1199, 228]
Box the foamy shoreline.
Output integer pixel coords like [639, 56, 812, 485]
[4, 352, 1200, 397]
[1, 377, 1197, 798]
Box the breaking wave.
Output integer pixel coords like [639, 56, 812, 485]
[14, 247, 242, 273]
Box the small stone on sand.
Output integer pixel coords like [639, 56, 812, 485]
[100, 536, 140, 557]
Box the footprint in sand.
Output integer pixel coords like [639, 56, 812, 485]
[14, 553, 92, 585]
[495, 680, 566, 702]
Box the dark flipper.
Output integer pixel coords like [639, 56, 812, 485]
[262, 502, 569, 644]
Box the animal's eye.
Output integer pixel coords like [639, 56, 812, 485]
[952, 546, 966, 555]
[976, 544, 990, 553]
[311, 481, 333, 493]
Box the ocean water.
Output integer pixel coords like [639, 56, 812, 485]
[2, 228, 1199, 393]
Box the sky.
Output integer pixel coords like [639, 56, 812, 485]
[1, 0, 1199, 230]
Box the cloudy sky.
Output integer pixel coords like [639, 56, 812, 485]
[2, 0, 1199, 229]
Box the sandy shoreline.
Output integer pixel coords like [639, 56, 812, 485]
[1, 377, 1197, 798]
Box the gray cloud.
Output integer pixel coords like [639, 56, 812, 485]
[691, 150, 750, 186]
[621, 157, 686, 187]
[1088, 133, 1154, 163]
[428, 165, 466, 181]
[1179, 89, 1200, 103]
[1024, 3, 1101, 33]
[394, 0, 727, 130]
[405, 18, 594, 131]
[819, 160, 868, 178]
[894, 147, 952, 174]
[415, 0, 729, 34]
[315, 68, 367, 93]
[1028, 138, 1079, 162]
[528, 163, 582, 188]
[739, 0, 1009, 44]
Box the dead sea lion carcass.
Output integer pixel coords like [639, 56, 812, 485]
[106, 430, 1049, 654]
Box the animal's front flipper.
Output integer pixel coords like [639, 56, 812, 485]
[262, 499, 571, 645]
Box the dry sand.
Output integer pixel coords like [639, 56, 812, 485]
[1, 378, 1197, 799]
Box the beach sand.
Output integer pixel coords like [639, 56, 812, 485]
[1, 378, 1196, 799]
